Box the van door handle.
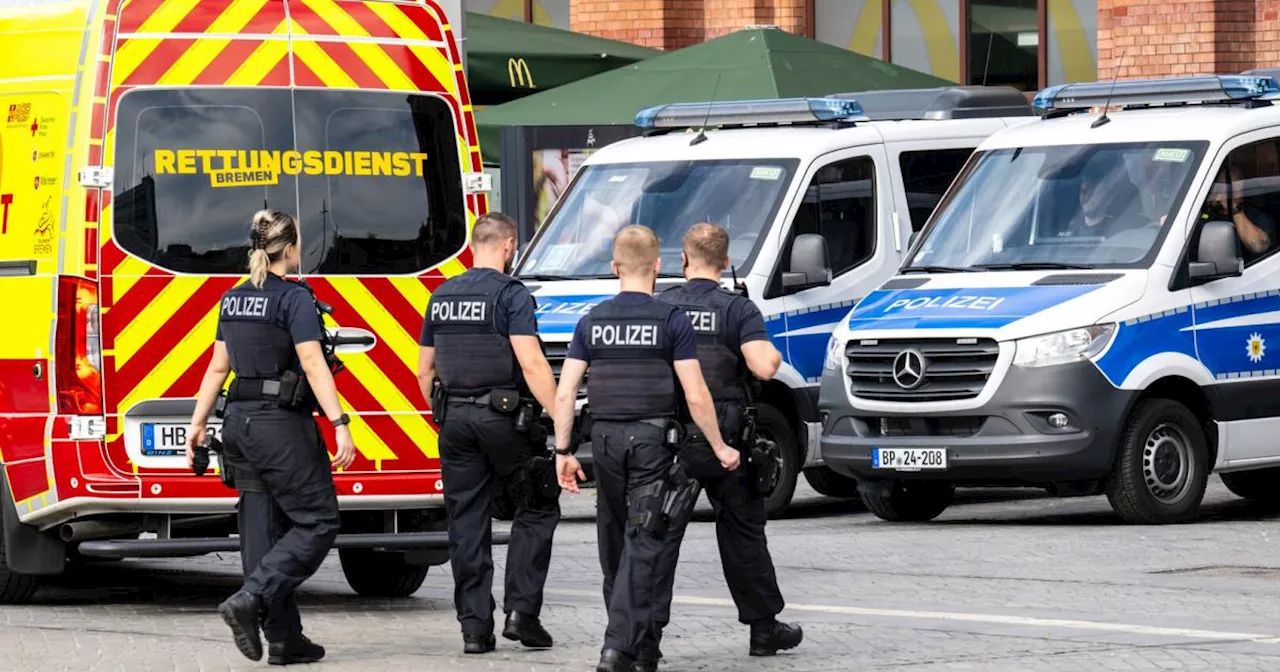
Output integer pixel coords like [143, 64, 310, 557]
[327, 327, 377, 354]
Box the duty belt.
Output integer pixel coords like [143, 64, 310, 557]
[447, 392, 492, 406]
[228, 378, 283, 401]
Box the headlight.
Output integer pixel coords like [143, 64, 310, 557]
[1013, 324, 1116, 368]
[824, 335, 844, 371]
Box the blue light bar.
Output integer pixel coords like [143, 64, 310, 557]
[634, 97, 866, 130]
[1033, 75, 1280, 113]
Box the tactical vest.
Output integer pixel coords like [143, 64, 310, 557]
[218, 276, 302, 380]
[660, 283, 749, 403]
[429, 270, 522, 395]
[584, 298, 678, 421]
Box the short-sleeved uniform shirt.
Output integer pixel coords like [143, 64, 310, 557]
[566, 291, 698, 363]
[418, 267, 539, 346]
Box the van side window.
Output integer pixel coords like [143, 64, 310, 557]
[772, 156, 876, 297]
[1196, 138, 1280, 267]
[898, 148, 975, 231]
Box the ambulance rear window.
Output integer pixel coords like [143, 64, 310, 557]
[112, 88, 466, 276]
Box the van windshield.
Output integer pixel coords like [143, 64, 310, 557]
[518, 159, 799, 278]
[908, 141, 1207, 270]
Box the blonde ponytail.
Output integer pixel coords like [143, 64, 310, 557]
[246, 209, 299, 289]
[248, 249, 271, 288]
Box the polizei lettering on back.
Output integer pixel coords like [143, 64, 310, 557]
[685, 309, 719, 334]
[432, 300, 487, 322]
[592, 323, 659, 347]
[221, 295, 271, 318]
[884, 295, 1008, 312]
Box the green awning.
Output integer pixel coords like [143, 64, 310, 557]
[476, 27, 954, 164]
[465, 12, 659, 106]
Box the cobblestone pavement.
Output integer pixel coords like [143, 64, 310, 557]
[5, 480, 1280, 671]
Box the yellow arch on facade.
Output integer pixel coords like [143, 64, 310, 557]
[1048, 0, 1096, 82]
[486, 0, 525, 20]
[848, 0, 1094, 85]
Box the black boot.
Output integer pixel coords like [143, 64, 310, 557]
[631, 658, 660, 672]
[748, 620, 803, 657]
[463, 633, 496, 654]
[268, 635, 326, 665]
[217, 590, 263, 661]
[503, 611, 554, 649]
[597, 648, 635, 672]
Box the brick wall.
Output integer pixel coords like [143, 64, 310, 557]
[571, 0, 809, 50]
[1099, 0, 1280, 80]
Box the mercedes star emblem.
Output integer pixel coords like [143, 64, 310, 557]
[892, 349, 927, 389]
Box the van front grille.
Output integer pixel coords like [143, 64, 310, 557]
[846, 338, 999, 402]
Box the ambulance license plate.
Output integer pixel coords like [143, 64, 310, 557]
[872, 448, 947, 471]
[142, 423, 220, 457]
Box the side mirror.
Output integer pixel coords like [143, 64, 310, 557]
[782, 233, 833, 291]
[1188, 220, 1243, 282]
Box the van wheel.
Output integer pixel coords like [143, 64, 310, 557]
[1105, 399, 1208, 525]
[1221, 468, 1280, 504]
[756, 404, 799, 519]
[861, 481, 953, 522]
[339, 549, 429, 598]
[803, 466, 861, 498]
[0, 528, 39, 604]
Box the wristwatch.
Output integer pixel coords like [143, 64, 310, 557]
[554, 446, 575, 456]
[330, 413, 351, 428]
[1232, 202, 1246, 215]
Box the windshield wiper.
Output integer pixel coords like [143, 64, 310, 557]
[899, 265, 976, 274]
[518, 273, 574, 281]
[973, 262, 1093, 271]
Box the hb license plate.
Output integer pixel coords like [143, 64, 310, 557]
[872, 447, 947, 471]
[142, 423, 220, 457]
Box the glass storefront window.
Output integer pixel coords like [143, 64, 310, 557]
[968, 0, 1039, 91]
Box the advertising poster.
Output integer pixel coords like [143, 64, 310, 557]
[532, 147, 593, 228]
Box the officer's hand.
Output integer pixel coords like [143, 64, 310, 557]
[186, 424, 205, 471]
[557, 454, 586, 494]
[332, 426, 356, 470]
[714, 443, 741, 472]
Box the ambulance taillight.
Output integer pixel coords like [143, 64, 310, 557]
[55, 276, 102, 416]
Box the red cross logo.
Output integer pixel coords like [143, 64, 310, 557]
[29, 119, 38, 136]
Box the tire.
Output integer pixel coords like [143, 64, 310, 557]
[803, 466, 861, 498]
[860, 481, 954, 522]
[755, 403, 800, 519]
[0, 528, 39, 604]
[1220, 467, 1280, 504]
[1104, 398, 1209, 525]
[339, 549, 429, 598]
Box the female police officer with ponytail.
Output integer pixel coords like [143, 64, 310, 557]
[186, 210, 356, 666]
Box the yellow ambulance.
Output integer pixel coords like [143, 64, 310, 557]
[0, 0, 488, 601]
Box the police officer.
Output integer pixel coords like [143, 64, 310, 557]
[417, 212, 560, 654]
[642, 223, 803, 669]
[186, 210, 354, 665]
[553, 225, 741, 672]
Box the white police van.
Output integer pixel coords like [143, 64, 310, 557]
[820, 74, 1280, 525]
[516, 87, 1033, 516]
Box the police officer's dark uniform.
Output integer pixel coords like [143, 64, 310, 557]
[564, 291, 698, 671]
[216, 273, 342, 665]
[641, 277, 801, 665]
[421, 267, 560, 652]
